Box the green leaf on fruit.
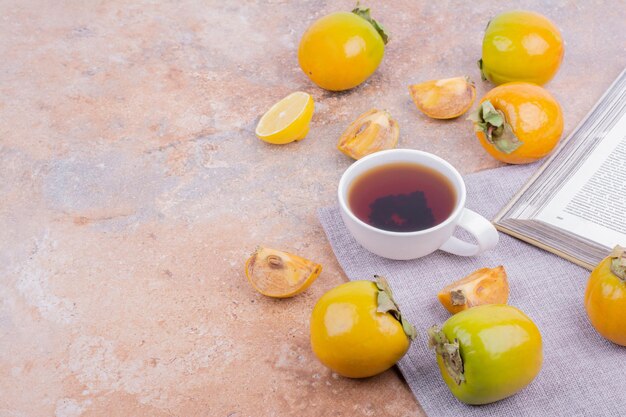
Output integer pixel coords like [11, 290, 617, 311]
[374, 275, 416, 340]
[375, 274, 394, 298]
[493, 122, 522, 154]
[352, 5, 389, 44]
[401, 316, 417, 340]
[377, 290, 397, 314]
[482, 102, 502, 126]
[428, 326, 465, 385]
[468, 100, 523, 154]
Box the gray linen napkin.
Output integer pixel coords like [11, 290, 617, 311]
[318, 164, 625, 417]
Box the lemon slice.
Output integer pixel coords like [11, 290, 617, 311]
[245, 246, 322, 298]
[255, 92, 314, 144]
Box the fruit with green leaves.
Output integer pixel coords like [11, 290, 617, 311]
[310, 276, 415, 378]
[298, 6, 388, 91]
[429, 304, 543, 404]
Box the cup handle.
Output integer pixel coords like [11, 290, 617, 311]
[439, 208, 499, 256]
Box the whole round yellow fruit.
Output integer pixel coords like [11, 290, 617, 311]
[310, 277, 415, 378]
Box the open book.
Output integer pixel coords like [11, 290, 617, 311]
[493, 69, 626, 270]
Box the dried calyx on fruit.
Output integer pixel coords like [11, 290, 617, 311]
[429, 305, 542, 405]
[428, 326, 464, 385]
[409, 76, 476, 119]
[337, 109, 399, 160]
[584, 245, 626, 346]
[609, 245, 626, 280]
[375, 275, 417, 340]
[245, 246, 322, 298]
[468, 100, 522, 154]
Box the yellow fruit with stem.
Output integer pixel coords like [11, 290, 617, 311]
[310, 276, 416, 378]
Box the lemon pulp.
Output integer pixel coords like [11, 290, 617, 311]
[255, 91, 314, 144]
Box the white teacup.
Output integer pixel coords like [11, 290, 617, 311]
[338, 149, 499, 260]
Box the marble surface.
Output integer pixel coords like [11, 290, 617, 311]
[1, 1, 624, 416]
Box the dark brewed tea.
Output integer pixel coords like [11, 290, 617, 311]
[348, 162, 457, 232]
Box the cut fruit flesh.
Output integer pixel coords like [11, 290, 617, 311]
[409, 77, 476, 119]
[437, 266, 509, 314]
[245, 246, 322, 298]
[255, 92, 314, 144]
[337, 109, 399, 160]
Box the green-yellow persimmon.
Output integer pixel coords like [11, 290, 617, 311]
[429, 304, 543, 405]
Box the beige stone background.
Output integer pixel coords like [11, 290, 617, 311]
[1, 0, 624, 416]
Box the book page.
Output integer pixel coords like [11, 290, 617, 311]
[534, 111, 626, 248]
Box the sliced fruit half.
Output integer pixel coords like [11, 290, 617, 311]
[437, 266, 509, 314]
[409, 77, 476, 119]
[245, 246, 322, 298]
[337, 109, 399, 160]
[255, 92, 314, 144]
